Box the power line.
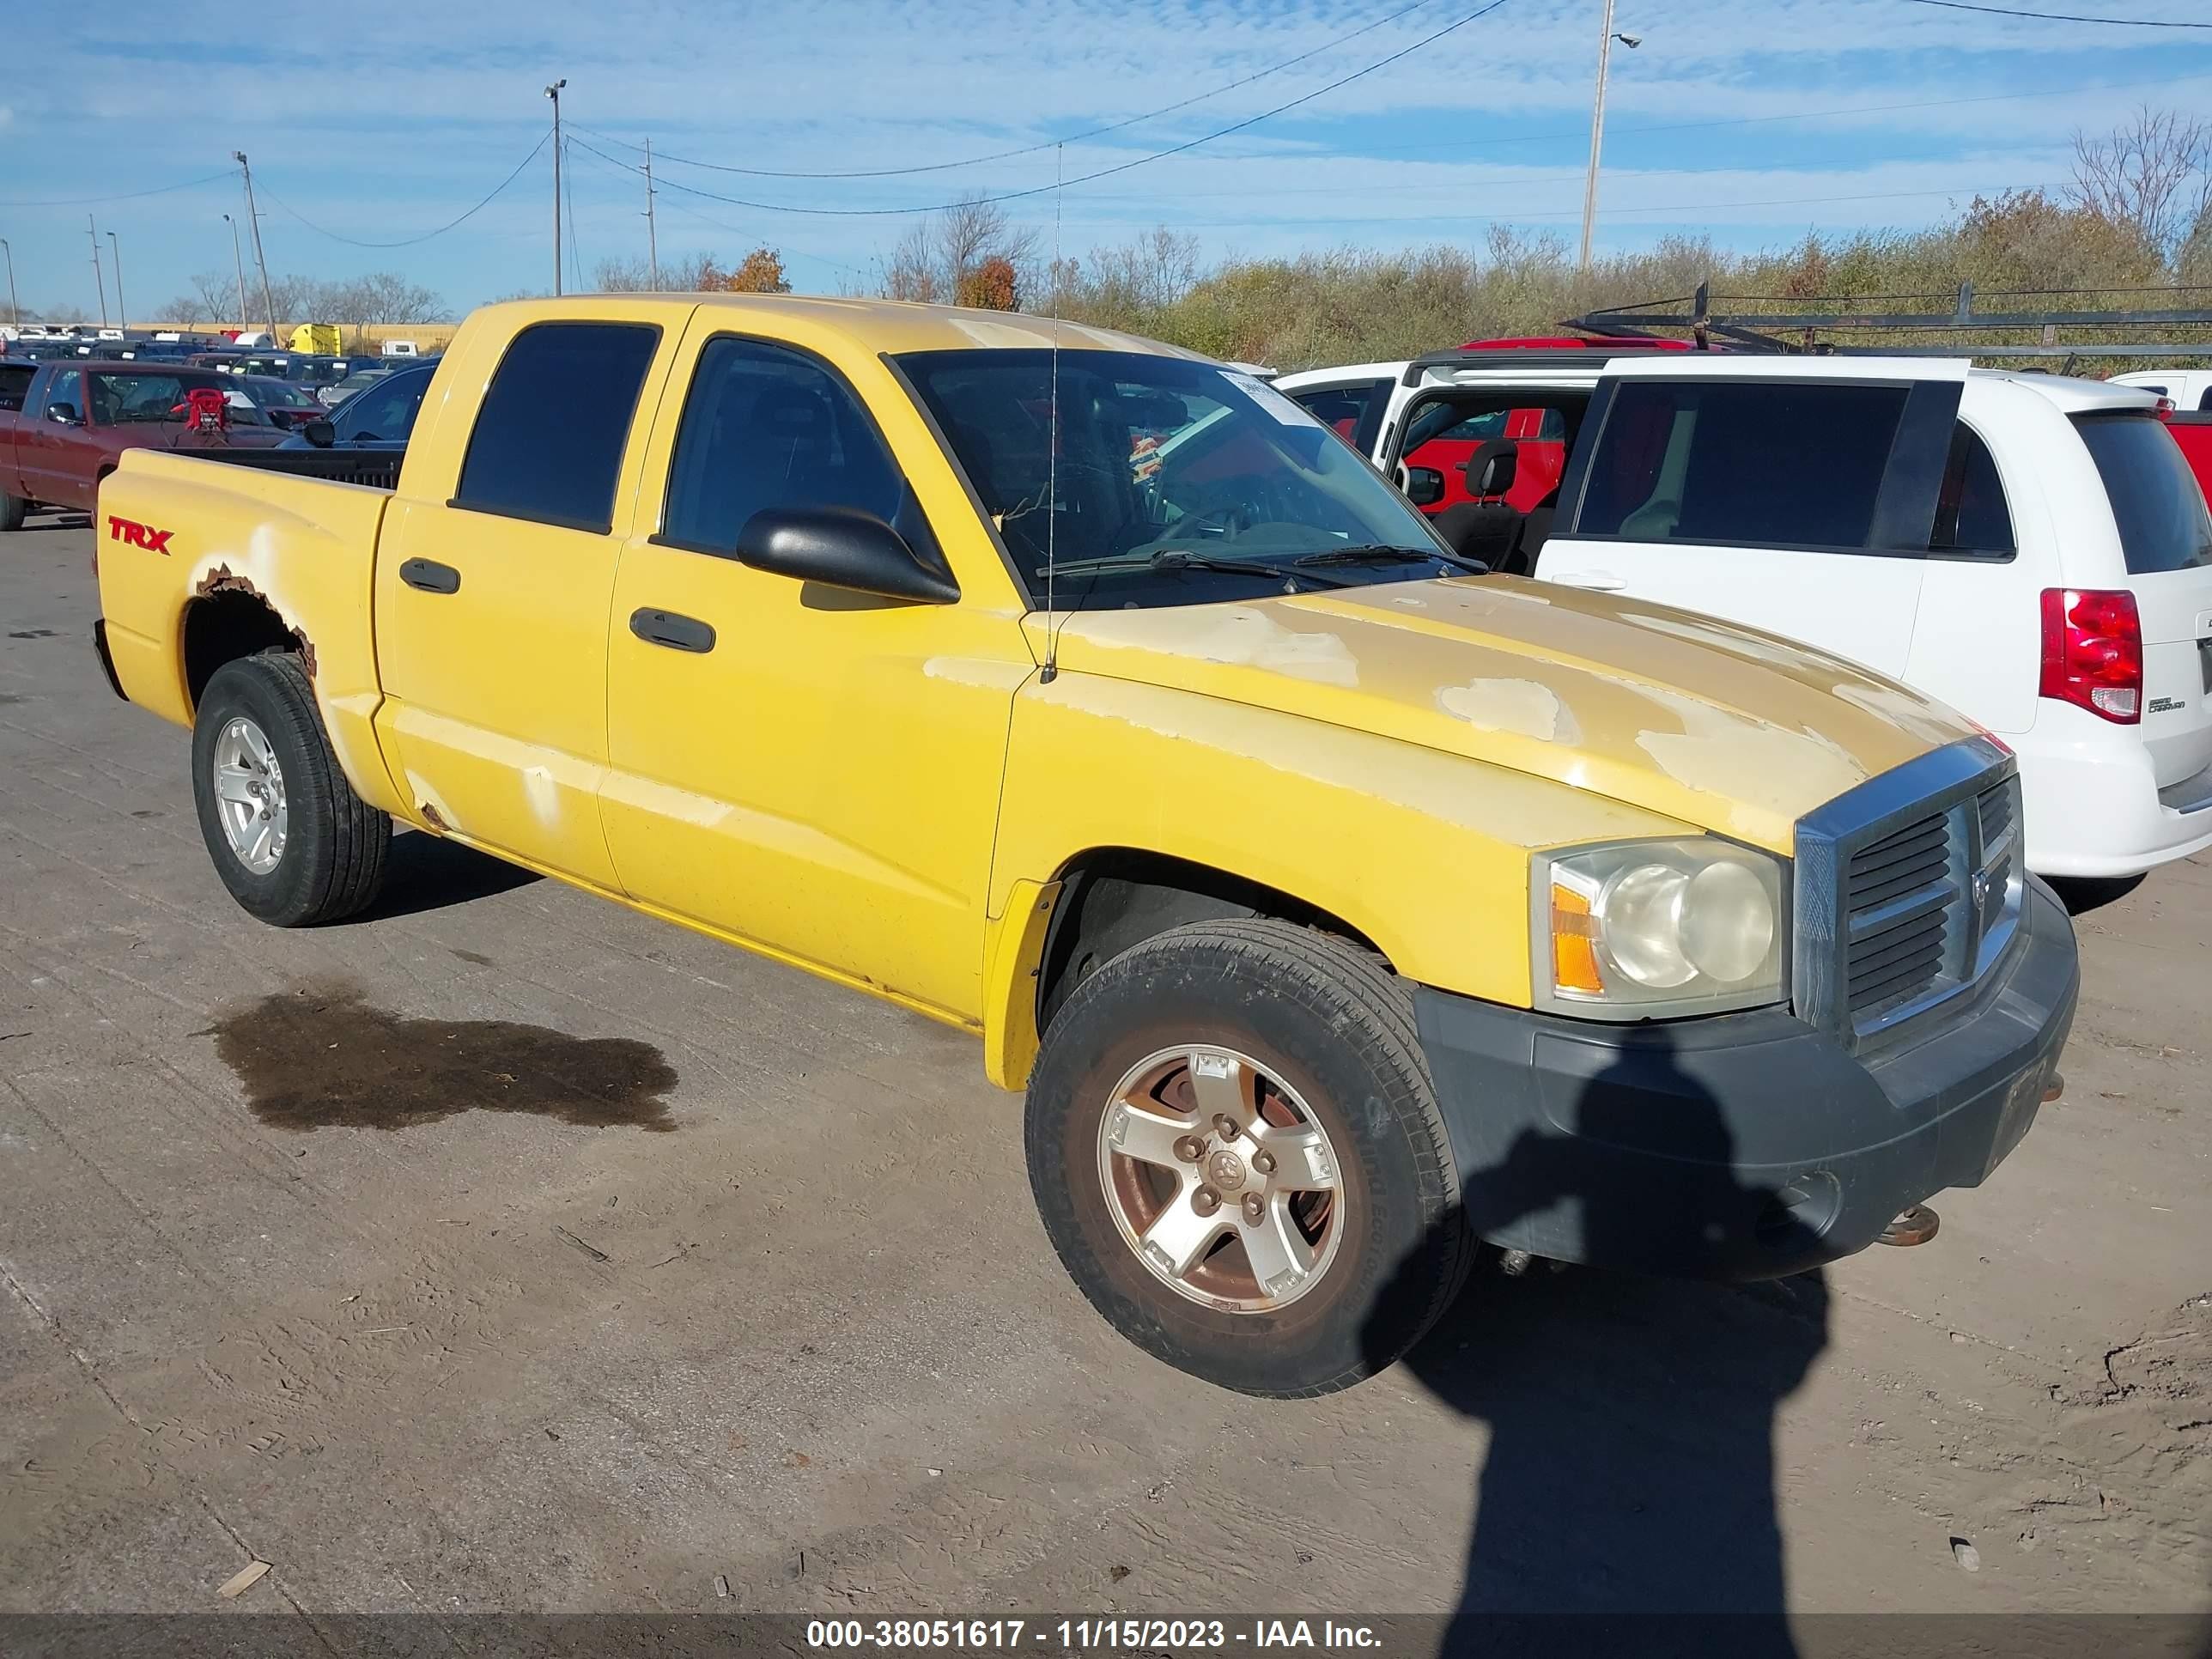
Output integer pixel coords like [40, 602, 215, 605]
[564, 0, 1511, 219]
[559, 137, 873, 279]
[1064, 179, 2058, 232]
[0, 168, 237, 209]
[260, 131, 552, 249]
[1202, 67, 2212, 161]
[1896, 0, 2212, 26]
[573, 0, 1445, 180]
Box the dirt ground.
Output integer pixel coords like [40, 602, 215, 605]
[1, 519, 2206, 1629]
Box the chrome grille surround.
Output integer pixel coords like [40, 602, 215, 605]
[1792, 737, 2024, 1054]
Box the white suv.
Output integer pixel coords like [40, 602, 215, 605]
[1277, 352, 2212, 879]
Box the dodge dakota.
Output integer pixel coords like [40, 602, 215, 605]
[92, 296, 2078, 1395]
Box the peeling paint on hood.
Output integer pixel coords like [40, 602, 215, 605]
[1042, 576, 1978, 854]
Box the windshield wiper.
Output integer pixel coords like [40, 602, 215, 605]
[1292, 543, 1489, 575]
[1034, 549, 1353, 589]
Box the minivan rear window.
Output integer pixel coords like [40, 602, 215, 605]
[2073, 413, 2212, 574]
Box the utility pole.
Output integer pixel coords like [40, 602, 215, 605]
[224, 213, 249, 335]
[88, 216, 109, 325]
[1, 239, 18, 331]
[106, 230, 126, 331]
[545, 80, 568, 296]
[1577, 2, 1640, 271]
[643, 136, 659, 290]
[233, 152, 280, 340]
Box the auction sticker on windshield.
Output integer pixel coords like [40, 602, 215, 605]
[1222, 369, 1321, 428]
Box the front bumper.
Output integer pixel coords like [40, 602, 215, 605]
[1413, 877, 2079, 1280]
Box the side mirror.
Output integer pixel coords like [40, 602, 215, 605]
[47, 402, 81, 425]
[301, 418, 336, 448]
[1402, 465, 1446, 507]
[734, 506, 959, 605]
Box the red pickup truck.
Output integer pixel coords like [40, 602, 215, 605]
[1, 361, 287, 529]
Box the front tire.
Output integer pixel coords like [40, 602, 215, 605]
[191, 653, 390, 926]
[1025, 920, 1469, 1397]
[0, 493, 26, 532]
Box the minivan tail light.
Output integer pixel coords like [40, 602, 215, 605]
[2039, 587, 2142, 723]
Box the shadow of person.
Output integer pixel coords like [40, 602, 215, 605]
[1365, 1024, 1832, 1657]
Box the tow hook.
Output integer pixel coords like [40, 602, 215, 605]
[1878, 1205, 1941, 1247]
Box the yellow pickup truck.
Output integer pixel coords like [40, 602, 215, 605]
[92, 296, 2078, 1395]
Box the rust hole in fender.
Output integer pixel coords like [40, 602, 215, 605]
[210, 982, 679, 1133]
[419, 802, 449, 832]
[191, 565, 319, 678]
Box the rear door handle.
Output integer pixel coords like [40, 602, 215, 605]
[398, 557, 461, 594]
[629, 608, 715, 654]
[1553, 570, 1625, 592]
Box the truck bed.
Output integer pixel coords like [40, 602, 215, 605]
[179, 445, 406, 494]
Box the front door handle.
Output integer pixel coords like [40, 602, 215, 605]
[399, 557, 461, 594]
[1553, 569, 1625, 592]
[629, 608, 716, 654]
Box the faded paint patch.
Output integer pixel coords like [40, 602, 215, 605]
[921, 656, 1033, 691]
[521, 764, 560, 829]
[1625, 683, 1869, 830]
[1437, 678, 1581, 746]
[1831, 679, 1976, 747]
[1072, 605, 1358, 687]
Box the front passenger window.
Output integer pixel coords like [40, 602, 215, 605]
[660, 337, 913, 555]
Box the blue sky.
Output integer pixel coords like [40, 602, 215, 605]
[4, 0, 2211, 318]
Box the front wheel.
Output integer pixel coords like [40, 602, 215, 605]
[191, 653, 390, 926]
[1025, 920, 1470, 1397]
[0, 493, 26, 532]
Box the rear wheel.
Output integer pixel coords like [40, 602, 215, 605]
[0, 493, 25, 532]
[1026, 919, 1470, 1397]
[191, 653, 389, 926]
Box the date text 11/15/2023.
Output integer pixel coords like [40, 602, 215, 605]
[805, 1618, 1384, 1650]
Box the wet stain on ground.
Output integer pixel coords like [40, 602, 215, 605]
[212, 982, 679, 1133]
[0, 693, 29, 705]
[8, 629, 60, 640]
[450, 948, 496, 967]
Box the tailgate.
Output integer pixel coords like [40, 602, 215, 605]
[2075, 411, 2212, 788]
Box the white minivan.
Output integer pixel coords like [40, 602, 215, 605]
[1277, 352, 2212, 878]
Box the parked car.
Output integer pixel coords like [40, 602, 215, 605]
[2162, 410, 2212, 506]
[1277, 350, 2212, 880]
[279, 359, 434, 449]
[0, 362, 289, 525]
[317, 365, 395, 407]
[91, 295, 2076, 1396]
[233, 374, 333, 432]
[2111, 368, 2212, 411]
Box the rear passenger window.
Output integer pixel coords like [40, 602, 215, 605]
[1286, 380, 1389, 452]
[454, 323, 659, 532]
[2074, 412, 2212, 574]
[660, 337, 919, 556]
[1929, 423, 2014, 556]
[1576, 380, 1908, 550]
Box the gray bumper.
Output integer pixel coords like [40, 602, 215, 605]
[1413, 877, 2079, 1280]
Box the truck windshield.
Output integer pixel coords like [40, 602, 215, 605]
[2073, 412, 2212, 574]
[897, 349, 1452, 610]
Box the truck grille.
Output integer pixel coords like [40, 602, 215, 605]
[1793, 741, 2024, 1051]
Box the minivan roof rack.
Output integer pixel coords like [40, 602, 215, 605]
[1399, 342, 1752, 386]
[1569, 281, 2212, 367]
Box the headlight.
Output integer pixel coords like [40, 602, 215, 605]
[1534, 839, 1787, 1019]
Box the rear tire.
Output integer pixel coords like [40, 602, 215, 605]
[0, 493, 25, 532]
[1025, 919, 1470, 1397]
[191, 653, 389, 926]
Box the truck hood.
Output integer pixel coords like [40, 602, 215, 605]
[1039, 577, 1978, 853]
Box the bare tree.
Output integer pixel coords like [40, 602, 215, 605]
[2068, 106, 2212, 260]
[879, 194, 1040, 306]
[161, 291, 212, 326]
[595, 250, 731, 292]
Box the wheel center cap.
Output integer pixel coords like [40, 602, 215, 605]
[1205, 1148, 1248, 1191]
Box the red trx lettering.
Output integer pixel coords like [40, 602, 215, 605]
[106, 515, 173, 555]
